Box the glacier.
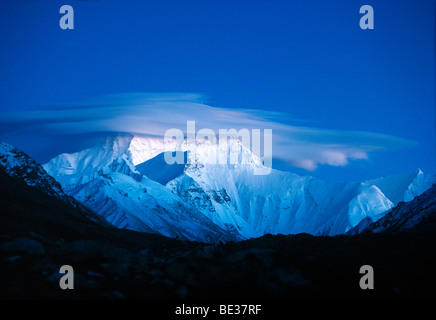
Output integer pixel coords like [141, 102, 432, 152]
[42, 135, 436, 242]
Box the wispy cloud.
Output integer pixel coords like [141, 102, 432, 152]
[0, 92, 417, 171]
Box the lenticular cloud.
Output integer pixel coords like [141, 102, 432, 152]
[0, 92, 417, 171]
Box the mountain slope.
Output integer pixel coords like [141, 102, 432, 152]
[349, 184, 436, 234]
[43, 135, 436, 240]
[3, 162, 435, 300]
[168, 162, 397, 237]
[136, 151, 187, 185]
[0, 142, 108, 225]
[364, 169, 435, 204]
[0, 142, 70, 200]
[44, 137, 238, 243]
[69, 171, 238, 242]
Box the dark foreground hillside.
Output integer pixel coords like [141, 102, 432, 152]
[1, 169, 435, 301]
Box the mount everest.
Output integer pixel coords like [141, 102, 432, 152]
[40, 135, 435, 242]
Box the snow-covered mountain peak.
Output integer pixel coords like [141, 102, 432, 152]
[43, 135, 148, 186]
[41, 136, 240, 242]
[129, 134, 265, 170]
[127, 135, 170, 165]
[364, 168, 435, 205]
[41, 135, 436, 242]
[44, 134, 269, 188]
[348, 183, 436, 234]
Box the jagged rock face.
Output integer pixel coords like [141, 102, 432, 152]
[0, 142, 108, 225]
[0, 142, 66, 199]
[349, 184, 436, 234]
[42, 137, 239, 243]
[41, 135, 436, 241]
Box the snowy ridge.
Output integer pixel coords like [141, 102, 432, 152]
[0, 142, 68, 200]
[69, 172, 235, 242]
[43, 135, 436, 241]
[44, 136, 239, 243]
[0, 141, 108, 224]
[169, 164, 397, 237]
[44, 136, 143, 186]
[348, 184, 436, 234]
[136, 151, 187, 185]
[364, 169, 435, 204]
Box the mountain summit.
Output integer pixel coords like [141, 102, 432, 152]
[43, 136, 238, 243]
[42, 135, 436, 242]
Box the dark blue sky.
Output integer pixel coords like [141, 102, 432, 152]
[0, 0, 434, 182]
